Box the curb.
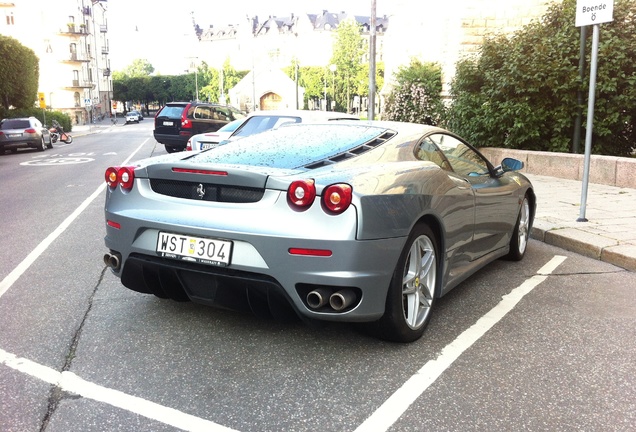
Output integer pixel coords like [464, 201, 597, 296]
[531, 224, 636, 272]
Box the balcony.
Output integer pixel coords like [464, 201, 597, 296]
[103, 68, 111, 77]
[100, 24, 108, 33]
[66, 80, 94, 89]
[63, 53, 90, 63]
[60, 24, 89, 36]
[101, 45, 109, 55]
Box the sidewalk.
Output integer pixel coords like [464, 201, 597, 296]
[527, 174, 636, 272]
[71, 115, 122, 136]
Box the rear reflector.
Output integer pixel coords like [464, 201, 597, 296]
[107, 220, 121, 229]
[288, 248, 332, 257]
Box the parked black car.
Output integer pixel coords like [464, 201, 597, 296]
[153, 102, 245, 153]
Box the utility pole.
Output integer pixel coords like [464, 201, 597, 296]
[367, 0, 377, 120]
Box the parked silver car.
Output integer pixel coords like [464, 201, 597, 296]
[186, 110, 358, 151]
[103, 121, 534, 342]
[0, 117, 53, 153]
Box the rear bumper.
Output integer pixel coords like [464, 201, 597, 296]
[0, 139, 39, 150]
[153, 131, 189, 149]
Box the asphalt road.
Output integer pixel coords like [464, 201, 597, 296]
[1, 121, 634, 432]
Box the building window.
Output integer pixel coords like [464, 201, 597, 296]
[6, 12, 15, 25]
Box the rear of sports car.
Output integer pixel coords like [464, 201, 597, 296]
[103, 124, 406, 323]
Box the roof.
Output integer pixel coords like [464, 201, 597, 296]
[245, 109, 358, 121]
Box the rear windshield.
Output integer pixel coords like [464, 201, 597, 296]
[157, 105, 186, 118]
[192, 123, 388, 169]
[218, 118, 244, 133]
[1, 119, 30, 129]
[233, 115, 301, 138]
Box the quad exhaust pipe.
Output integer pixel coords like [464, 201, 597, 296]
[103, 252, 121, 271]
[306, 288, 356, 312]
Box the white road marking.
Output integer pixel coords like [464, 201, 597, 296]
[0, 349, 238, 432]
[0, 138, 148, 299]
[354, 255, 568, 432]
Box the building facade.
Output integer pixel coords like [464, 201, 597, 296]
[382, 0, 552, 97]
[0, 0, 111, 125]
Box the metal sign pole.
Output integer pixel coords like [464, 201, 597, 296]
[577, 23, 600, 222]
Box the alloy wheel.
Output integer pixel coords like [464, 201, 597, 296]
[401, 234, 436, 330]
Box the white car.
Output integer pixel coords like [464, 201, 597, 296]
[185, 110, 358, 151]
[186, 118, 244, 151]
[125, 112, 140, 124]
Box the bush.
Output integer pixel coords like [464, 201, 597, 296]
[446, 0, 636, 156]
[384, 60, 445, 125]
[0, 107, 72, 131]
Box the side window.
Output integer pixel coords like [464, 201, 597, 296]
[415, 137, 452, 171]
[195, 106, 211, 119]
[214, 107, 232, 121]
[429, 133, 490, 177]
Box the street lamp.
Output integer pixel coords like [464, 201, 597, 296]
[187, 57, 199, 101]
[329, 64, 337, 111]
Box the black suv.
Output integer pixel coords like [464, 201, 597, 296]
[153, 102, 245, 153]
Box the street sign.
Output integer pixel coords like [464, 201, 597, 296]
[575, 0, 614, 27]
[38, 92, 46, 109]
[84, 98, 92, 107]
[575, 1, 614, 221]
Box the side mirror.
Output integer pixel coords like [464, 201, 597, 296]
[501, 157, 524, 172]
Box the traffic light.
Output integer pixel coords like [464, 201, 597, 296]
[38, 92, 46, 109]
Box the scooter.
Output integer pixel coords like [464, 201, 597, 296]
[49, 120, 73, 144]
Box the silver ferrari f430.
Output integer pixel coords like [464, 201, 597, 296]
[103, 121, 535, 342]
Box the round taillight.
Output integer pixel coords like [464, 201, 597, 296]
[322, 184, 352, 214]
[117, 166, 135, 191]
[105, 166, 120, 189]
[288, 179, 316, 209]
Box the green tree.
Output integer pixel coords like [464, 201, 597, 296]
[196, 60, 247, 104]
[197, 62, 220, 102]
[123, 59, 155, 78]
[384, 59, 445, 125]
[283, 64, 327, 109]
[330, 20, 366, 112]
[447, 0, 636, 156]
[0, 35, 39, 112]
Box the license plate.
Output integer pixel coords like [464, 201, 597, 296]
[156, 232, 232, 266]
[8, 133, 21, 137]
[163, 121, 174, 126]
[201, 143, 218, 150]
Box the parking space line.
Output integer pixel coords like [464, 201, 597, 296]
[0, 348, 238, 432]
[354, 255, 568, 432]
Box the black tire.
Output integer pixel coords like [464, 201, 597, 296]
[37, 137, 46, 151]
[370, 223, 439, 343]
[505, 194, 531, 261]
[63, 135, 73, 144]
[165, 145, 179, 153]
[46, 136, 53, 149]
